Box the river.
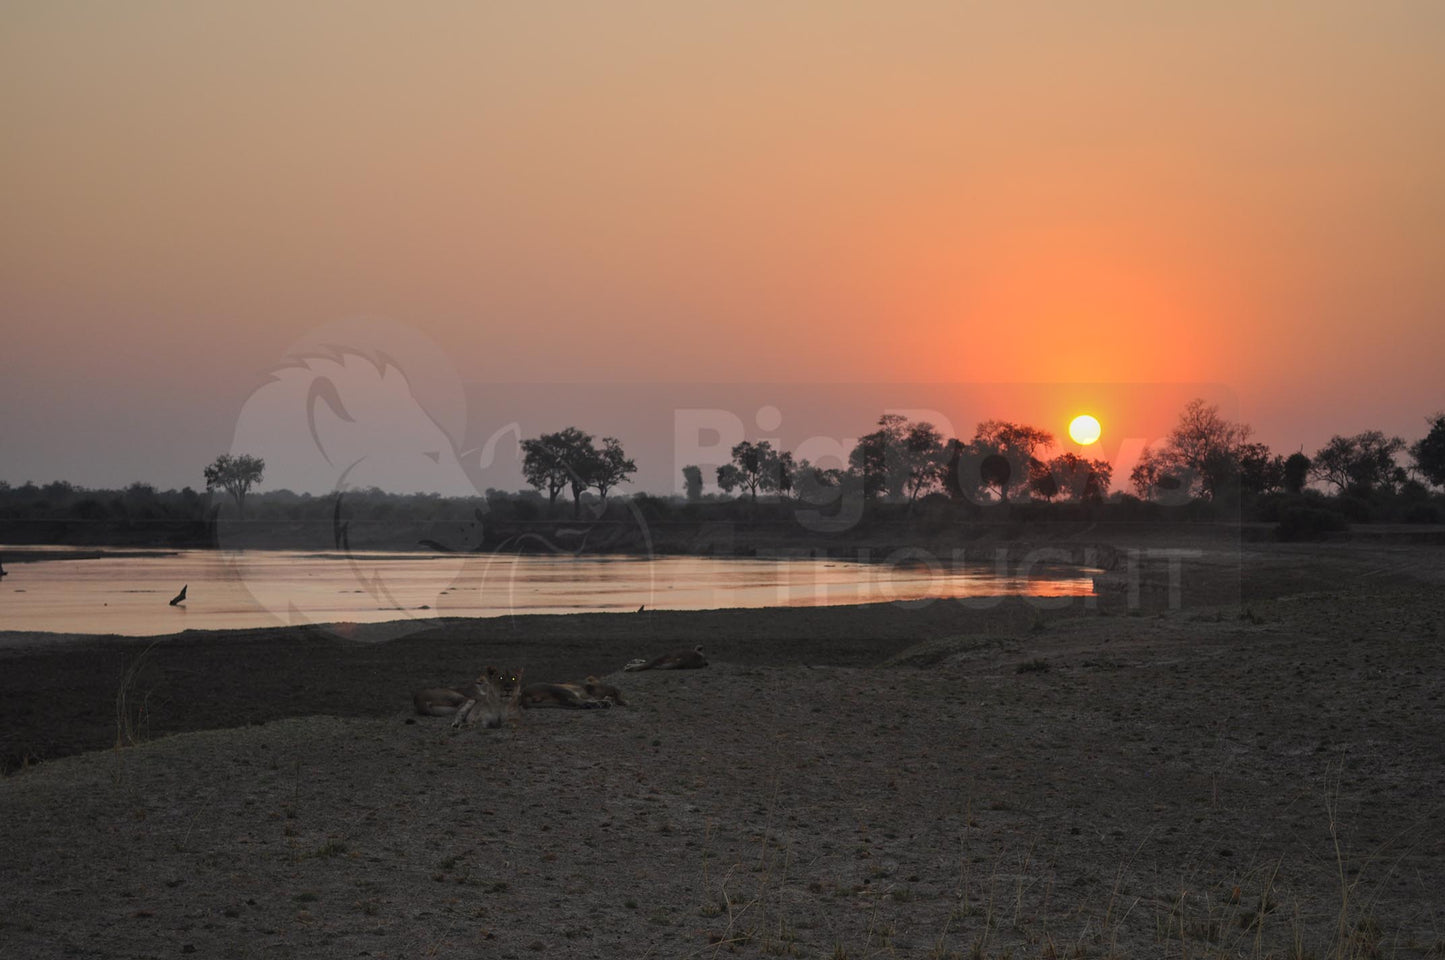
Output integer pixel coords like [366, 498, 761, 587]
[0, 547, 1099, 637]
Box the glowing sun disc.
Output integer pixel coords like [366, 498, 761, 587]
[1069, 414, 1101, 445]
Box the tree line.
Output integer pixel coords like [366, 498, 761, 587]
[3, 402, 1442, 540]
[673, 401, 1445, 510]
[693, 417, 1108, 506]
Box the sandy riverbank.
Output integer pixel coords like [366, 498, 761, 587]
[1, 539, 1442, 958]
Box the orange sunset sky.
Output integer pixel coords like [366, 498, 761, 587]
[2, 2, 1442, 494]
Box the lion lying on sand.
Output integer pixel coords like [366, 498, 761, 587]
[519, 676, 628, 709]
[412, 667, 521, 728]
[414, 669, 628, 723]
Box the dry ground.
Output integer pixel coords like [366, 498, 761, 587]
[2, 537, 1443, 959]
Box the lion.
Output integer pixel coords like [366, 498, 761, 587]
[518, 674, 628, 710]
[623, 644, 708, 672]
[412, 667, 521, 729]
[583, 675, 629, 706]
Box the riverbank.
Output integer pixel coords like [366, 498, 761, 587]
[1, 539, 1442, 957]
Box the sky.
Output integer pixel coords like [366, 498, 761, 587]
[2, 1, 1442, 495]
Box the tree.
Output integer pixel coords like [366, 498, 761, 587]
[1038, 452, 1113, 502]
[776, 450, 797, 497]
[847, 415, 949, 502]
[681, 465, 704, 501]
[1311, 431, 1406, 495]
[898, 421, 946, 502]
[519, 427, 627, 517]
[969, 420, 1054, 502]
[940, 438, 969, 501]
[849, 414, 905, 500]
[1236, 442, 1285, 495]
[716, 440, 792, 500]
[793, 460, 846, 501]
[204, 454, 265, 518]
[1283, 452, 1311, 494]
[589, 437, 636, 504]
[521, 427, 591, 513]
[1162, 398, 1252, 499]
[1130, 445, 1166, 500]
[1411, 413, 1445, 488]
[521, 431, 578, 511]
[1027, 459, 1060, 502]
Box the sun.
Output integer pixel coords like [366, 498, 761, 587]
[1068, 414, 1101, 446]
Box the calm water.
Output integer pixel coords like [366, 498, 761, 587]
[0, 547, 1098, 637]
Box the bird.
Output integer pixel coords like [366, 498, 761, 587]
[169, 584, 188, 606]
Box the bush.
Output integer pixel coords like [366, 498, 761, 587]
[1276, 506, 1349, 541]
[1333, 493, 1373, 522]
[1403, 503, 1443, 525]
[1104, 493, 1162, 521]
[1250, 492, 1289, 523]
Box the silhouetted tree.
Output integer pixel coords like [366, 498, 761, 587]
[1038, 452, 1112, 502]
[970, 420, 1053, 502]
[1283, 452, 1311, 494]
[716, 440, 792, 500]
[1235, 442, 1285, 495]
[589, 437, 636, 504]
[1412, 414, 1445, 488]
[1162, 398, 1252, 499]
[681, 465, 704, 501]
[898, 421, 946, 502]
[850, 415, 906, 500]
[520, 427, 627, 517]
[848, 415, 948, 502]
[940, 439, 967, 500]
[976, 451, 1015, 502]
[204, 454, 265, 518]
[777, 451, 797, 497]
[1311, 431, 1406, 495]
[793, 460, 846, 501]
[1028, 460, 1060, 502]
[521, 428, 590, 513]
[1130, 445, 1166, 500]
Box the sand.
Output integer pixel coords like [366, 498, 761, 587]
[2, 537, 1443, 958]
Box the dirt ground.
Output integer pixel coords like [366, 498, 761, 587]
[2, 536, 1443, 958]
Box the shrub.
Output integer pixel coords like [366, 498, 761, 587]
[1276, 506, 1349, 541]
[1403, 503, 1443, 525]
[1334, 494, 1374, 523]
